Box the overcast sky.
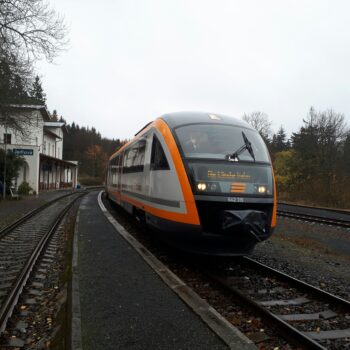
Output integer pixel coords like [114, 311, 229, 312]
[38, 0, 350, 140]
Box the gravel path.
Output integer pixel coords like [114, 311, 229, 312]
[252, 217, 350, 300]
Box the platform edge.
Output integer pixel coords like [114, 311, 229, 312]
[71, 209, 83, 350]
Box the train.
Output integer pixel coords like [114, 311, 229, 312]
[105, 112, 276, 255]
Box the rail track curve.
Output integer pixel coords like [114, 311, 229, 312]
[0, 191, 86, 334]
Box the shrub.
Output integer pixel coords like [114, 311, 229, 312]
[17, 181, 33, 195]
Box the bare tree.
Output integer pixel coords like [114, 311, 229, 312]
[0, 106, 40, 139]
[0, 57, 37, 136]
[0, 0, 68, 132]
[242, 111, 272, 142]
[0, 0, 68, 62]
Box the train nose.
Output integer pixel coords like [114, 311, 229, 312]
[221, 210, 267, 242]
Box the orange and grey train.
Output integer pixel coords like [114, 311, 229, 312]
[106, 112, 277, 255]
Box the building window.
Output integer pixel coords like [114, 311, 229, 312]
[4, 133, 11, 144]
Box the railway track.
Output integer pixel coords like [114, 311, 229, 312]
[0, 191, 86, 335]
[103, 193, 350, 348]
[277, 203, 350, 228]
[208, 257, 350, 349]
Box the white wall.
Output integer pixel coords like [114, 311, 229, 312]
[43, 133, 58, 157]
[0, 110, 44, 147]
[3, 144, 40, 193]
[44, 127, 63, 159]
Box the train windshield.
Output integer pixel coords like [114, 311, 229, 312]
[175, 124, 270, 163]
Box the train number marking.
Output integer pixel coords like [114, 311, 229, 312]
[227, 197, 245, 203]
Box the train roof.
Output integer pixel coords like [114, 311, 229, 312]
[160, 111, 253, 130]
[111, 112, 255, 159]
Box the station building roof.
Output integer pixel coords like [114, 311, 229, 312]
[6, 104, 51, 121]
[40, 153, 78, 167]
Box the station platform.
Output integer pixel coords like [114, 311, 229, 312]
[73, 191, 255, 350]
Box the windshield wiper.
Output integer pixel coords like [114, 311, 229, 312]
[227, 131, 256, 162]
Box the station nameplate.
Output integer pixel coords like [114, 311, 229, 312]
[13, 148, 34, 156]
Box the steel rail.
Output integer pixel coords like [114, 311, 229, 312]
[210, 274, 327, 350]
[278, 201, 350, 215]
[277, 210, 350, 228]
[0, 191, 77, 239]
[242, 256, 350, 311]
[0, 192, 85, 334]
[206, 256, 350, 349]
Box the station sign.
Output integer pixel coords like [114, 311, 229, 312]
[13, 148, 34, 156]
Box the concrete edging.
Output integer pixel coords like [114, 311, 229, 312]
[97, 191, 257, 350]
[71, 209, 83, 350]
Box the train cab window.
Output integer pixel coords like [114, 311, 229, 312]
[151, 135, 170, 170]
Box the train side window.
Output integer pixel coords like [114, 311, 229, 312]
[126, 147, 136, 168]
[118, 153, 123, 167]
[123, 140, 145, 173]
[151, 135, 170, 170]
[123, 148, 135, 169]
[111, 155, 119, 187]
[134, 140, 146, 168]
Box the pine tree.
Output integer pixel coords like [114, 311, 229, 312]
[51, 109, 58, 121]
[0, 58, 30, 105]
[290, 107, 347, 205]
[30, 76, 46, 105]
[272, 126, 289, 153]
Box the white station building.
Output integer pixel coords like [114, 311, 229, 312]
[0, 105, 78, 194]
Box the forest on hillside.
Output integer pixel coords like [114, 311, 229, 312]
[62, 123, 125, 185]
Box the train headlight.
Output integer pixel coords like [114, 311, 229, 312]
[197, 183, 207, 191]
[258, 185, 267, 194]
[196, 182, 220, 192]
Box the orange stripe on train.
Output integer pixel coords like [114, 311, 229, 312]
[109, 118, 200, 226]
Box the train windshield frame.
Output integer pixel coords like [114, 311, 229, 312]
[174, 123, 270, 163]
